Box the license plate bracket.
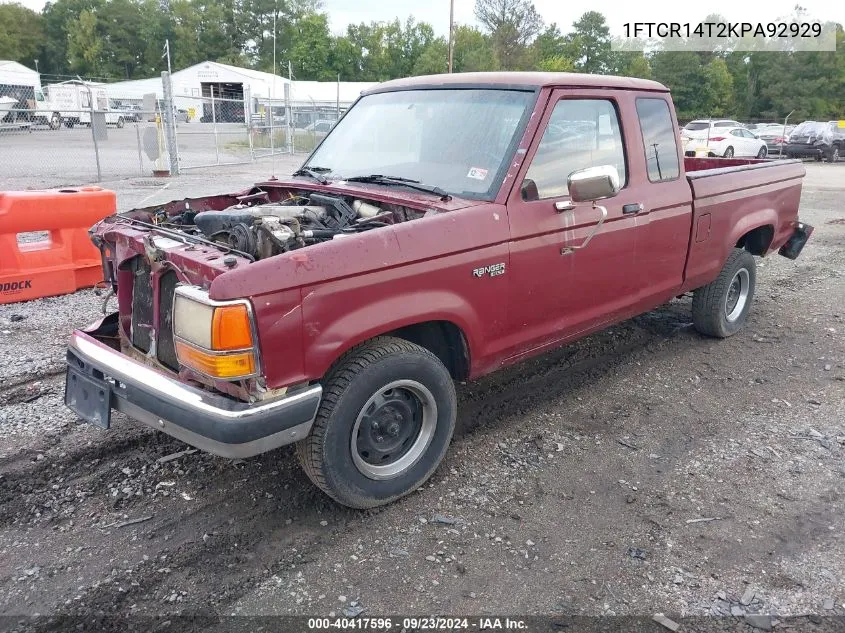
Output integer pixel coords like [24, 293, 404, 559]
[65, 367, 112, 429]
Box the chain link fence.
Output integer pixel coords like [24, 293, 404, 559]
[0, 98, 164, 189]
[1, 72, 356, 190]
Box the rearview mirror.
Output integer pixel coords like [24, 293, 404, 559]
[567, 165, 621, 203]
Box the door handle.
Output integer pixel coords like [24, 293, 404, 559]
[622, 203, 644, 214]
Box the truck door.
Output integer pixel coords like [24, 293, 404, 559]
[630, 96, 693, 307]
[504, 89, 645, 359]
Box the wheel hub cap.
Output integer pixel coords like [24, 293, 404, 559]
[725, 268, 750, 322]
[350, 380, 438, 480]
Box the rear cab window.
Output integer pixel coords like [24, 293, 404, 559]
[635, 98, 680, 182]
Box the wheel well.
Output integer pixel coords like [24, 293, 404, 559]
[736, 225, 774, 256]
[387, 320, 470, 381]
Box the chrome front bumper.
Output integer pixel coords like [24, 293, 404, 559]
[65, 316, 322, 458]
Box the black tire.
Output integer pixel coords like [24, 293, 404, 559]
[116, 116, 124, 129]
[49, 114, 60, 130]
[756, 146, 767, 159]
[296, 336, 457, 509]
[692, 248, 757, 338]
[724, 146, 734, 158]
[827, 146, 840, 163]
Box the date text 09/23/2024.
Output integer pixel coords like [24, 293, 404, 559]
[307, 617, 528, 630]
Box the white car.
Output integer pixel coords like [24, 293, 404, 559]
[683, 126, 768, 158]
[681, 119, 742, 140]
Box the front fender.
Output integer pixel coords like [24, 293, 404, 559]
[301, 286, 483, 379]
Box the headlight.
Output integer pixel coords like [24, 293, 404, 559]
[172, 286, 258, 380]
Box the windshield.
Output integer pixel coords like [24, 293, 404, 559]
[303, 89, 535, 200]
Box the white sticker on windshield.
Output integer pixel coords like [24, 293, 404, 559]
[467, 167, 488, 181]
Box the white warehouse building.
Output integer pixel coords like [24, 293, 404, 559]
[104, 60, 376, 123]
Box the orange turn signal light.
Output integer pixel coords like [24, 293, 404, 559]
[175, 340, 256, 379]
[211, 304, 253, 351]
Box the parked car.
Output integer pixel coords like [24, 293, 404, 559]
[784, 121, 844, 162]
[65, 72, 812, 509]
[681, 119, 742, 141]
[304, 119, 336, 135]
[683, 125, 768, 158]
[745, 122, 779, 131]
[756, 125, 794, 156]
[117, 104, 143, 122]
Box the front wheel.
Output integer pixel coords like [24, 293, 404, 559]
[756, 146, 767, 158]
[296, 337, 457, 509]
[724, 146, 735, 158]
[692, 248, 757, 338]
[827, 146, 840, 163]
[116, 116, 124, 128]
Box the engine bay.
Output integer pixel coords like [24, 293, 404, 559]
[138, 189, 429, 261]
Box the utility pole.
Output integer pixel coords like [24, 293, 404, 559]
[163, 39, 172, 75]
[447, 0, 455, 73]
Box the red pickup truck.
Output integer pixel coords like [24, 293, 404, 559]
[65, 72, 812, 508]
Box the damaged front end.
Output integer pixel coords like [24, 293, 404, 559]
[85, 181, 436, 403]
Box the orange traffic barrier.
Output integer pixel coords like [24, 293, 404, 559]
[0, 187, 116, 304]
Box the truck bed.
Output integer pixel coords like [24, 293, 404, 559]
[682, 157, 806, 291]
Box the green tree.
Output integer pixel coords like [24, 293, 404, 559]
[413, 38, 448, 75]
[564, 11, 619, 75]
[288, 12, 332, 80]
[650, 50, 706, 120]
[0, 4, 44, 67]
[474, 0, 543, 69]
[623, 53, 652, 79]
[67, 9, 103, 75]
[537, 55, 574, 72]
[701, 57, 734, 116]
[41, 0, 104, 76]
[452, 25, 498, 72]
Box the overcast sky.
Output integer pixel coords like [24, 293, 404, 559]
[9, 0, 845, 37]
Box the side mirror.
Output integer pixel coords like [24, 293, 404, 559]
[567, 165, 621, 203]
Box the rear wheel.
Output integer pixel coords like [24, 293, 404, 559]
[49, 113, 60, 130]
[296, 337, 457, 509]
[692, 248, 757, 338]
[756, 146, 767, 158]
[724, 146, 735, 158]
[116, 116, 124, 129]
[827, 146, 840, 163]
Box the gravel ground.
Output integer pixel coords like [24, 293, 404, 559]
[0, 163, 843, 631]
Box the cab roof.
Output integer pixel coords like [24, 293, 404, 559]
[363, 72, 669, 94]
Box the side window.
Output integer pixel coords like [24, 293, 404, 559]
[635, 98, 680, 182]
[523, 99, 626, 200]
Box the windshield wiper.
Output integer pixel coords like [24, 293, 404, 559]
[292, 166, 331, 184]
[343, 174, 452, 201]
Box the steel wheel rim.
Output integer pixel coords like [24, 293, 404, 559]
[725, 268, 750, 322]
[350, 379, 437, 480]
